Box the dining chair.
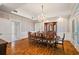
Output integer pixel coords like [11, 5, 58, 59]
[54, 33, 65, 54]
[55, 33, 65, 49]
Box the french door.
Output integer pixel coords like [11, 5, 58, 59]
[72, 16, 79, 50]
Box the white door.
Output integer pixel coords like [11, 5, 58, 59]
[11, 22, 21, 54]
[15, 22, 21, 40]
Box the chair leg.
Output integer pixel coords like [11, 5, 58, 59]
[62, 44, 65, 54]
[54, 42, 57, 48]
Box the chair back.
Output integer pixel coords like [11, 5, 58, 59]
[62, 33, 65, 42]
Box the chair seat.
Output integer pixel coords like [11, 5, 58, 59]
[57, 41, 62, 43]
[42, 40, 47, 42]
[47, 40, 55, 44]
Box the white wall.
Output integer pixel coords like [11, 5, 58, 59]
[0, 10, 35, 42]
[0, 18, 12, 42]
[57, 17, 71, 40]
[20, 20, 35, 39]
[35, 22, 44, 32]
[9, 13, 35, 40]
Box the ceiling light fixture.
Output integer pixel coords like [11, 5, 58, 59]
[57, 17, 63, 22]
[37, 4, 46, 22]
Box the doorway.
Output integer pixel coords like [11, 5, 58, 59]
[15, 22, 21, 40]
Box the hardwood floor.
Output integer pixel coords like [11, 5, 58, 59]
[6, 38, 79, 55]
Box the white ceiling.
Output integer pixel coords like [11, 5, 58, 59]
[0, 3, 76, 20]
[0, 3, 25, 12]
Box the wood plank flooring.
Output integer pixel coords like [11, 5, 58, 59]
[6, 38, 79, 55]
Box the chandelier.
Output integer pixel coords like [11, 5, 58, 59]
[37, 4, 46, 22]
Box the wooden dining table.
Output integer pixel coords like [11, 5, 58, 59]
[28, 31, 57, 47]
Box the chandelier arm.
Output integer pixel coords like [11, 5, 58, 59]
[42, 4, 44, 14]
